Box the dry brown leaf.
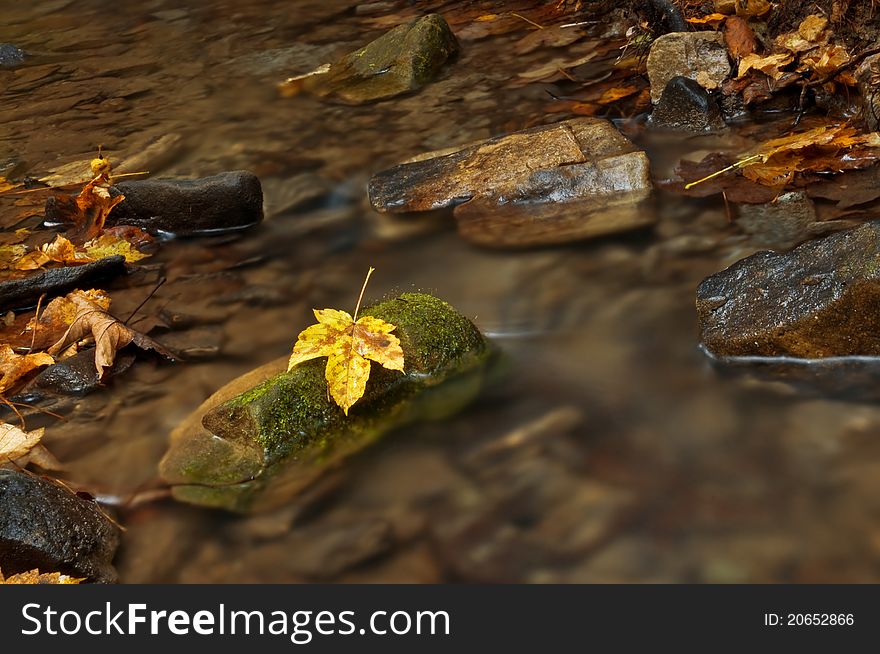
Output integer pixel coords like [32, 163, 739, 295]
[735, 0, 771, 18]
[0, 345, 54, 394]
[51, 177, 125, 244]
[47, 289, 175, 376]
[597, 85, 639, 105]
[737, 52, 794, 79]
[800, 45, 850, 77]
[798, 14, 828, 42]
[0, 568, 82, 584]
[723, 16, 757, 59]
[0, 423, 63, 470]
[288, 268, 404, 415]
[14, 234, 94, 270]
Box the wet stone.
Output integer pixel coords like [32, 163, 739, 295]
[25, 347, 137, 398]
[646, 32, 731, 103]
[0, 256, 127, 312]
[44, 171, 263, 237]
[697, 221, 880, 358]
[650, 76, 725, 132]
[301, 14, 459, 104]
[0, 469, 120, 583]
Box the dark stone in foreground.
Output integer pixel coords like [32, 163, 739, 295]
[0, 43, 25, 68]
[0, 469, 120, 583]
[0, 256, 126, 312]
[106, 170, 263, 236]
[650, 76, 724, 132]
[697, 221, 880, 358]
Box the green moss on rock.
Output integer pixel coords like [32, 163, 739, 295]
[160, 292, 491, 512]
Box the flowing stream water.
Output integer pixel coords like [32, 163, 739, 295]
[3, 0, 880, 583]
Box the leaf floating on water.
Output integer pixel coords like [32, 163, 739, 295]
[47, 289, 176, 377]
[0, 345, 54, 394]
[0, 423, 62, 470]
[0, 568, 82, 584]
[288, 268, 404, 415]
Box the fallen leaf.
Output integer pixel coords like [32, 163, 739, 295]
[514, 25, 583, 54]
[0, 423, 62, 470]
[0, 244, 27, 270]
[0, 568, 82, 584]
[47, 289, 175, 376]
[597, 84, 639, 104]
[51, 177, 125, 244]
[0, 345, 54, 394]
[14, 234, 94, 270]
[737, 52, 795, 79]
[288, 268, 404, 415]
[687, 13, 728, 28]
[735, 0, 771, 18]
[83, 233, 149, 263]
[723, 16, 757, 59]
[798, 14, 828, 42]
[278, 63, 331, 98]
[800, 45, 850, 77]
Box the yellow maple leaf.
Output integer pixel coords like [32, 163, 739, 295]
[288, 268, 404, 415]
[0, 344, 54, 394]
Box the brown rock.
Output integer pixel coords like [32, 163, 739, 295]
[646, 32, 731, 103]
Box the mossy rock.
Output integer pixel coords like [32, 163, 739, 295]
[303, 14, 459, 104]
[159, 293, 492, 512]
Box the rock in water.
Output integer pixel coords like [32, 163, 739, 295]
[646, 32, 731, 103]
[0, 256, 126, 312]
[109, 171, 263, 235]
[160, 293, 493, 512]
[45, 171, 264, 236]
[650, 76, 725, 132]
[369, 118, 652, 247]
[0, 469, 120, 583]
[301, 14, 459, 104]
[697, 221, 880, 358]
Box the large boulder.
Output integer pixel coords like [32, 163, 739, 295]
[300, 14, 459, 104]
[160, 293, 494, 512]
[646, 32, 731, 103]
[697, 221, 880, 358]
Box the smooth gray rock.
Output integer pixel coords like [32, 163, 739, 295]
[697, 221, 880, 358]
[0, 469, 120, 583]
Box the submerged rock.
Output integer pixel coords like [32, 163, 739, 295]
[160, 293, 493, 512]
[0, 256, 126, 312]
[650, 76, 725, 132]
[0, 469, 120, 583]
[646, 32, 731, 103]
[369, 118, 653, 246]
[697, 221, 880, 358]
[45, 171, 264, 237]
[300, 14, 459, 104]
[0, 43, 25, 68]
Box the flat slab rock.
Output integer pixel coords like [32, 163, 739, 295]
[697, 221, 880, 358]
[369, 118, 652, 247]
[0, 469, 120, 582]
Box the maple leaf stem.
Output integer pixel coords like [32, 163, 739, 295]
[684, 153, 764, 190]
[353, 267, 375, 322]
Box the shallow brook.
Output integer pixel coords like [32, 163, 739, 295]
[4, 0, 880, 583]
